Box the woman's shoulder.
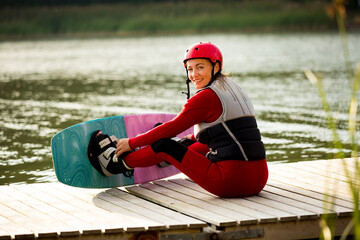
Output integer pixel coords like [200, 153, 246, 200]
[192, 88, 217, 101]
[186, 88, 221, 110]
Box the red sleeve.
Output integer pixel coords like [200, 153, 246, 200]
[129, 89, 222, 149]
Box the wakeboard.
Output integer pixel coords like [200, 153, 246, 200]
[51, 113, 192, 188]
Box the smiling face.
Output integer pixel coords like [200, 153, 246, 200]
[186, 58, 219, 89]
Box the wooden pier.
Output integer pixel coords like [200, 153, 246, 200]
[0, 158, 358, 240]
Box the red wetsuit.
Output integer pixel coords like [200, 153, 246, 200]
[124, 89, 268, 198]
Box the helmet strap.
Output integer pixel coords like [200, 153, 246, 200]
[182, 71, 191, 99]
[206, 62, 219, 87]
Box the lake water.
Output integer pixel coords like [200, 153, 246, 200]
[0, 33, 359, 185]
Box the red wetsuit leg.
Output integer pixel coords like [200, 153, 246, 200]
[124, 141, 209, 167]
[124, 146, 161, 168]
[124, 141, 268, 198]
[166, 149, 268, 198]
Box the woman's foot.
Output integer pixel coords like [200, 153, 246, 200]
[87, 130, 133, 177]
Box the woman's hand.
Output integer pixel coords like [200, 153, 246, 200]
[115, 138, 131, 157]
[184, 134, 194, 140]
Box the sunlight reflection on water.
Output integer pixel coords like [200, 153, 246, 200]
[0, 33, 359, 184]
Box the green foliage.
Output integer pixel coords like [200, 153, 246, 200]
[0, 0, 333, 39]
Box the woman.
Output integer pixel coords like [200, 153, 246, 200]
[88, 42, 268, 198]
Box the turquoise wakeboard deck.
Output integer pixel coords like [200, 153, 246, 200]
[51, 113, 193, 188]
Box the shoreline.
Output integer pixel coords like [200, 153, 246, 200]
[1, 27, 359, 42]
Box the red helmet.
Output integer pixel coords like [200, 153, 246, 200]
[183, 42, 223, 71]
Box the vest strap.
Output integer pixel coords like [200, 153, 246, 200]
[198, 117, 266, 162]
[221, 121, 248, 161]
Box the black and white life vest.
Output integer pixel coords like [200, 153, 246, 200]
[194, 77, 266, 162]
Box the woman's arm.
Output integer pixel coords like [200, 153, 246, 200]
[129, 89, 222, 149]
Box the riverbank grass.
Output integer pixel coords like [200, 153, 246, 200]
[305, 1, 359, 238]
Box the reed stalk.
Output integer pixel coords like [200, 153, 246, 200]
[305, 1, 359, 239]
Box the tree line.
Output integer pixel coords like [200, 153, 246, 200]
[1, 0, 358, 10]
[3, 0, 191, 7]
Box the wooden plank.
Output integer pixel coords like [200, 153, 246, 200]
[263, 184, 337, 215]
[289, 160, 358, 187]
[154, 180, 260, 225]
[0, 229, 11, 240]
[109, 188, 207, 229]
[47, 183, 166, 232]
[164, 178, 301, 222]
[256, 191, 319, 220]
[141, 182, 247, 226]
[282, 158, 359, 186]
[166, 178, 300, 223]
[239, 195, 313, 221]
[316, 158, 360, 172]
[0, 211, 33, 240]
[53, 184, 157, 229]
[286, 162, 358, 205]
[295, 161, 354, 182]
[310, 159, 360, 180]
[126, 184, 237, 228]
[269, 166, 355, 206]
[11, 184, 101, 232]
[29, 183, 163, 232]
[267, 181, 354, 216]
[39, 183, 144, 232]
[272, 164, 352, 197]
[268, 165, 355, 208]
[7, 185, 88, 237]
[0, 201, 40, 239]
[167, 178, 278, 224]
[1, 185, 76, 235]
[94, 190, 166, 231]
[14, 183, 152, 235]
[0, 223, 11, 240]
[1, 199, 59, 238]
[0, 185, 71, 238]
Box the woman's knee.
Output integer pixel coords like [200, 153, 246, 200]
[151, 138, 188, 163]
